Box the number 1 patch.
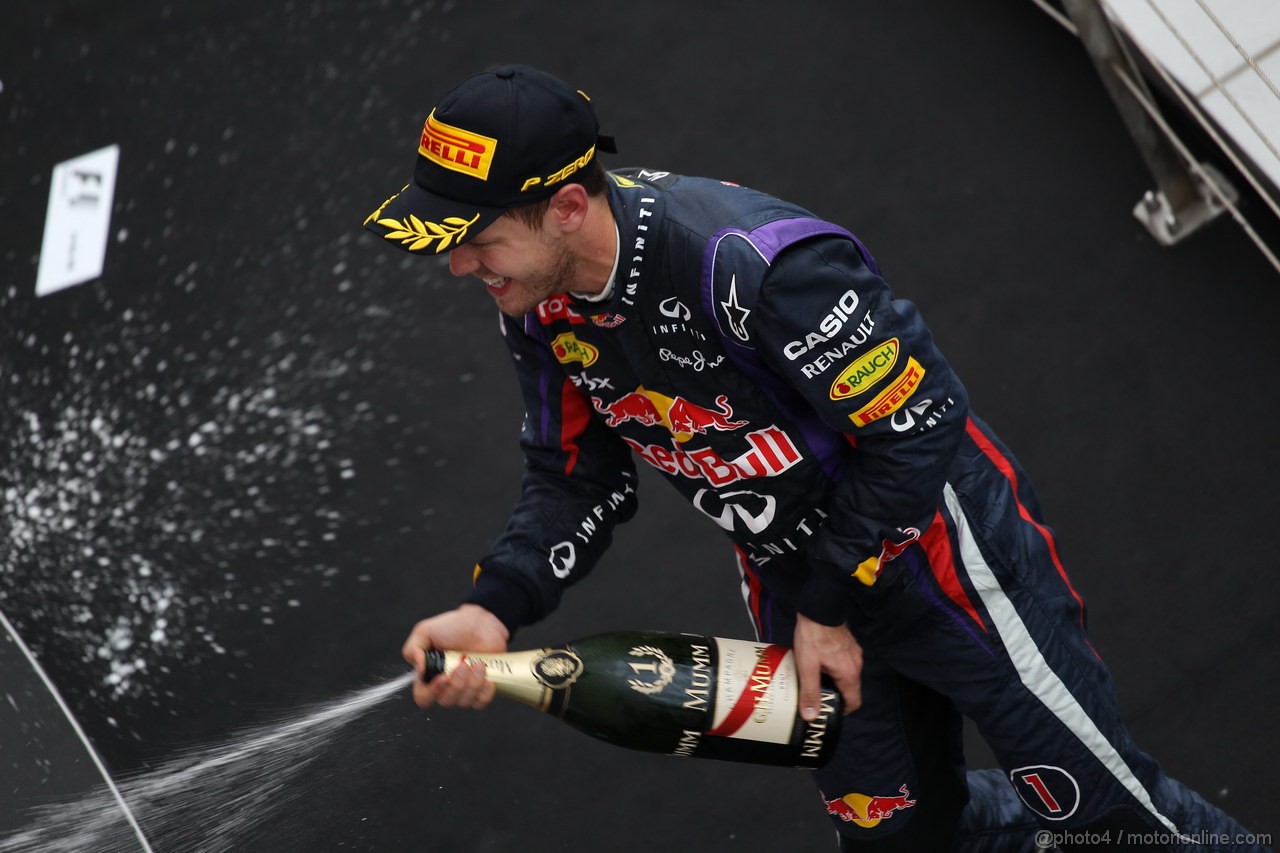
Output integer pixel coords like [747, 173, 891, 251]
[1010, 765, 1080, 820]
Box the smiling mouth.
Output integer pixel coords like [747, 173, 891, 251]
[483, 276, 510, 294]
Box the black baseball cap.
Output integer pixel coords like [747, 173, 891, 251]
[364, 64, 616, 254]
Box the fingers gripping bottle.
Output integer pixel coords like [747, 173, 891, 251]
[424, 631, 843, 769]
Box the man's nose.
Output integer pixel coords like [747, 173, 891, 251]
[448, 244, 477, 277]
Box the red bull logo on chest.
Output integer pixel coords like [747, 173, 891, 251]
[590, 387, 802, 486]
[591, 386, 746, 443]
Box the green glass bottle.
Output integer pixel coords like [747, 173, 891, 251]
[424, 630, 842, 769]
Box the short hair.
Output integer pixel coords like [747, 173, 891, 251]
[504, 158, 609, 230]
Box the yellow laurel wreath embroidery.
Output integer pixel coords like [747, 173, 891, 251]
[363, 184, 407, 226]
[377, 212, 480, 253]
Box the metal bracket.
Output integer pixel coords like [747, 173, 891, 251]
[1132, 161, 1238, 245]
[1061, 0, 1236, 245]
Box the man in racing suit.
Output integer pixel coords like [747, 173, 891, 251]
[365, 65, 1267, 851]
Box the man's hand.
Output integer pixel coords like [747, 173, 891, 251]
[401, 604, 510, 710]
[793, 613, 863, 719]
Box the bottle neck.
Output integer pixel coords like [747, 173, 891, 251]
[429, 649, 554, 711]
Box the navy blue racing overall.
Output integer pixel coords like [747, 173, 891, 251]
[463, 168, 1266, 852]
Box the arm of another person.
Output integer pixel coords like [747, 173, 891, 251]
[403, 310, 639, 709]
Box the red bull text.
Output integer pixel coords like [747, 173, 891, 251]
[621, 426, 801, 487]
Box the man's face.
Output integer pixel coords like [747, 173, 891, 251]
[447, 213, 578, 317]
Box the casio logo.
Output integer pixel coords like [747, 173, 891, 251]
[783, 289, 861, 360]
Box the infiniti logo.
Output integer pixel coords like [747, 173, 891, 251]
[693, 488, 777, 534]
[659, 297, 691, 321]
[549, 541, 577, 578]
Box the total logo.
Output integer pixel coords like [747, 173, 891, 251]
[536, 295, 584, 325]
[591, 387, 747, 443]
[823, 785, 917, 828]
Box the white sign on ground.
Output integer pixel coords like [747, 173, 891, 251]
[35, 144, 120, 297]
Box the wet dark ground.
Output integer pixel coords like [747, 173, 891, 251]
[1, 1, 1277, 850]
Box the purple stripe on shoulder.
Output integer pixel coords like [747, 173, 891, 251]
[699, 218, 879, 333]
[740, 218, 881, 274]
[700, 219, 868, 482]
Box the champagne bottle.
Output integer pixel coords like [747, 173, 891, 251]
[425, 630, 842, 769]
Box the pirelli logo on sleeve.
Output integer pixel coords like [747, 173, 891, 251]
[419, 110, 497, 180]
[849, 358, 925, 426]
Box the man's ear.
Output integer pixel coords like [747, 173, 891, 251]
[547, 183, 590, 234]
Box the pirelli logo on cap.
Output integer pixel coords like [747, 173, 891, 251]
[849, 358, 925, 426]
[419, 110, 497, 180]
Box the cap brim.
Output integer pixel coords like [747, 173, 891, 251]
[363, 182, 505, 254]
